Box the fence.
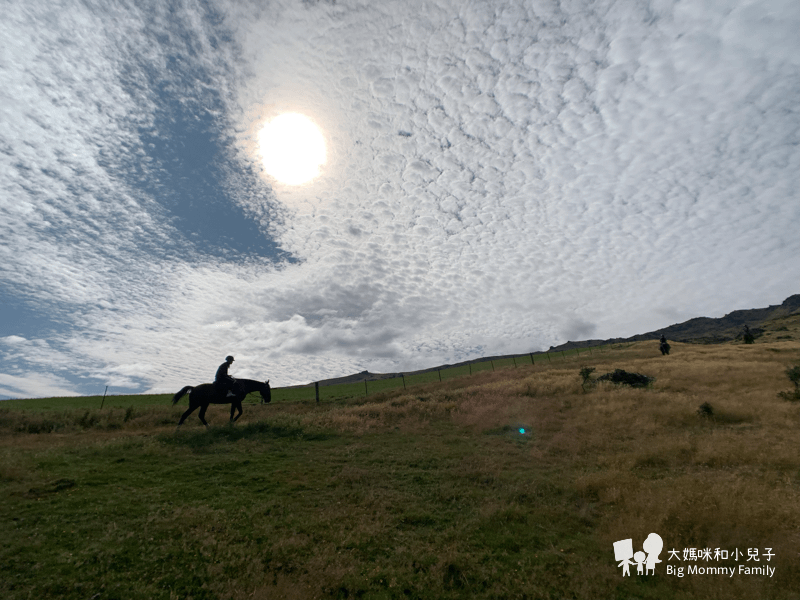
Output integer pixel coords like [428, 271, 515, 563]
[1, 342, 635, 409]
[270, 342, 635, 403]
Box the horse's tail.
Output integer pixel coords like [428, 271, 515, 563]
[172, 386, 193, 406]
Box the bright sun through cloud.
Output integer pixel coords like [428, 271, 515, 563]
[258, 113, 326, 186]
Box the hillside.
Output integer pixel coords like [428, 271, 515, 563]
[2, 328, 798, 599]
[314, 294, 800, 386]
[606, 293, 800, 345]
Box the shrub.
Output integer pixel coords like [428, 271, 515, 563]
[596, 369, 654, 388]
[697, 402, 714, 418]
[777, 364, 800, 402]
[578, 367, 595, 393]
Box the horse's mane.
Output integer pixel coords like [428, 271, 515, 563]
[234, 378, 270, 391]
[236, 378, 265, 385]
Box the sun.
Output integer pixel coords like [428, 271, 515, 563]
[258, 113, 326, 186]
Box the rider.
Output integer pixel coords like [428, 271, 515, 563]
[215, 356, 236, 397]
[659, 334, 667, 345]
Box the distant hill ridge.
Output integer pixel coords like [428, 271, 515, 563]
[308, 294, 800, 387]
[554, 293, 800, 350]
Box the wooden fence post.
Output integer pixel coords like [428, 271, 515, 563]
[512, 357, 517, 368]
[530, 353, 535, 365]
[547, 352, 551, 362]
[364, 379, 368, 397]
[315, 382, 319, 403]
[438, 370, 442, 382]
[100, 386, 108, 410]
[402, 374, 406, 390]
[469, 363, 472, 376]
[491, 360, 495, 371]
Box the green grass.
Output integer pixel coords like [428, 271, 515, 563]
[1, 417, 600, 600]
[0, 393, 172, 411]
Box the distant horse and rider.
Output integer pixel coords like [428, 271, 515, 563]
[659, 334, 671, 355]
[172, 356, 271, 428]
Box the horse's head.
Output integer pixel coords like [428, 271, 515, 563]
[260, 379, 272, 404]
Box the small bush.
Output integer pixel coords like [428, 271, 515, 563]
[578, 367, 595, 393]
[78, 411, 99, 429]
[777, 364, 800, 402]
[23, 419, 59, 434]
[596, 369, 654, 388]
[697, 402, 714, 418]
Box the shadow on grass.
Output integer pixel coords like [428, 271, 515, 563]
[160, 420, 335, 448]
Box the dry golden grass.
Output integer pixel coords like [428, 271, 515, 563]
[260, 332, 799, 597]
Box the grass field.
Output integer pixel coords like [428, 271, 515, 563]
[1, 326, 799, 599]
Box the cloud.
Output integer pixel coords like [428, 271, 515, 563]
[1, 0, 798, 397]
[561, 318, 598, 343]
[0, 372, 79, 400]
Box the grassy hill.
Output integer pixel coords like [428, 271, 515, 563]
[295, 293, 800, 386]
[1, 314, 798, 599]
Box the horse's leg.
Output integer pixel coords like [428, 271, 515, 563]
[177, 406, 197, 426]
[231, 400, 242, 424]
[177, 396, 200, 427]
[198, 403, 210, 428]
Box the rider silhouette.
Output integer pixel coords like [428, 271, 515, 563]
[215, 356, 236, 397]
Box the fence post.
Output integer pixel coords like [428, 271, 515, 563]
[315, 382, 319, 403]
[491, 360, 495, 371]
[561, 351, 566, 360]
[364, 379, 368, 397]
[402, 374, 406, 390]
[469, 363, 472, 376]
[513, 357, 517, 368]
[530, 352, 535, 365]
[547, 352, 551, 362]
[438, 369, 442, 382]
[100, 386, 108, 410]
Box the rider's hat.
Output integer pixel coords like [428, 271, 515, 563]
[226, 355, 234, 362]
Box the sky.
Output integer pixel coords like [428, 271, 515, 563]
[1, 0, 798, 398]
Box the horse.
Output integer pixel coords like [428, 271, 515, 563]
[172, 378, 271, 428]
[660, 341, 671, 355]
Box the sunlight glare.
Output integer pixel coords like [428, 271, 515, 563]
[258, 113, 326, 186]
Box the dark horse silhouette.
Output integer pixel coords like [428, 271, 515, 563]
[660, 341, 671, 355]
[172, 378, 271, 428]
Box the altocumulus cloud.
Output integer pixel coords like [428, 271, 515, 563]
[1, 0, 798, 397]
